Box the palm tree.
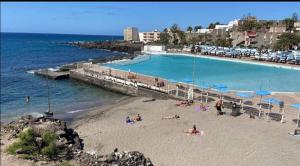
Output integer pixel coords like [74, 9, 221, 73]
[171, 24, 179, 33]
[273, 32, 300, 50]
[187, 26, 193, 33]
[194, 25, 202, 32]
[284, 18, 295, 32]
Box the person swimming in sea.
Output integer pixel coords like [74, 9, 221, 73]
[25, 96, 30, 103]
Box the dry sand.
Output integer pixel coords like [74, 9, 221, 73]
[71, 96, 300, 166]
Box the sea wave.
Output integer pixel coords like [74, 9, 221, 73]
[67, 109, 85, 114]
[26, 70, 36, 74]
[29, 112, 44, 118]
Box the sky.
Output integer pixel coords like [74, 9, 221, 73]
[1, 2, 300, 36]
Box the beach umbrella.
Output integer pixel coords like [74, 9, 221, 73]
[213, 83, 227, 89]
[183, 78, 193, 84]
[168, 79, 178, 95]
[290, 103, 300, 129]
[255, 90, 271, 118]
[183, 78, 193, 100]
[199, 83, 210, 103]
[262, 98, 283, 121]
[236, 92, 254, 110]
[215, 87, 228, 104]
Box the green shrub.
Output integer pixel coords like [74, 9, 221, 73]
[41, 142, 57, 158]
[42, 131, 57, 145]
[6, 141, 23, 154]
[6, 128, 59, 159]
[6, 128, 37, 155]
[59, 160, 73, 166]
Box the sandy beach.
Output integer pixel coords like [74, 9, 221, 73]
[71, 96, 300, 166]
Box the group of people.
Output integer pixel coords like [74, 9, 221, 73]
[126, 114, 142, 124]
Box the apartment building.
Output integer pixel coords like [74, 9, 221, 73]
[124, 27, 139, 41]
[139, 29, 160, 43]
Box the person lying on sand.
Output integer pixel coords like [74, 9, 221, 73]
[133, 114, 142, 122]
[126, 116, 134, 124]
[162, 115, 180, 120]
[176, 100, 191, 107]
[183, 125, 204, 136]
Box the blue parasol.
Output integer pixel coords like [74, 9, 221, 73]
[213, 83, 227, 89]
[255, 90, 271, 96]
[262, 97, 284, 121]
[290, 103, 300, 129]
[263, 98, 283, 105]
[183, 78, 193, 83]
[198, 83, 211, 103]
[236, 92, 254, 110]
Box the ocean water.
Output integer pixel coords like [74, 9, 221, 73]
[1, 33, 126, 122]
[105, 54, 300, 92]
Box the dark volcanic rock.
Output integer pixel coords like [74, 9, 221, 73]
[74, 149, 153, 166]
[67, 41, 143, 64]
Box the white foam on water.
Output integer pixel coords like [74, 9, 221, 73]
[29, 112, 44, 118]
[48, 67, 60, 72]
[27, 70, 35, 74]
[67, 109, 85, 114]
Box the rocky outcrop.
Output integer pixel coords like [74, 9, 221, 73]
[1, 115, 83, 152]
[74, 148, 153, 166]
[1, 116, 154, 165]
[68, 41, 142, 54]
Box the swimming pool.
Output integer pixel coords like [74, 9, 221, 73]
[104, 54, 300, 92]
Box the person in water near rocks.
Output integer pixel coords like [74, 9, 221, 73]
[25, 96, 30, 103]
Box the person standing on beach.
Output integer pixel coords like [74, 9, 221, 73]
[215, 99, 223, 115]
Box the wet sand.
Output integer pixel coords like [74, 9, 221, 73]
[71, 96, 300, 166]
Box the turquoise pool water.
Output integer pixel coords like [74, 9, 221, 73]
[105, 54, 300, 92]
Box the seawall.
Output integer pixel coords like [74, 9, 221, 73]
[69, 69, 172, 100]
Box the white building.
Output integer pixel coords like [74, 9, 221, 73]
[294, 22, 300, 31]
[143, 45, 166, 52]
[197, 29, 211, 34]
[139, 29, 160, 43]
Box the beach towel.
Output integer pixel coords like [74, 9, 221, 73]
[185, 130, 205, 136]
[126, 121, 135, 125]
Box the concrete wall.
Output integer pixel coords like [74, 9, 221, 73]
[70, 71, 138, 96]
[70, 70, 171, 100]
[143, 45, 166, 52]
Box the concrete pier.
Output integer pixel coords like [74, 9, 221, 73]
[69, 63, 188, 100]
[34, 69, 70, 80]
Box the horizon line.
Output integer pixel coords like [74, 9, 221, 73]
[0, 31, 124, 37]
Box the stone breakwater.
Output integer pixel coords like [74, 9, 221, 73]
[67, 41, 143, 64]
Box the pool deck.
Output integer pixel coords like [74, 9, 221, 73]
[143, 51, 300, 71]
